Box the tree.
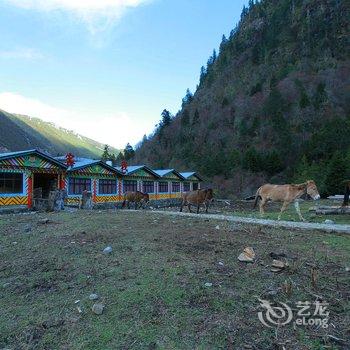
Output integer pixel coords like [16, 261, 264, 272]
[200, 66, 207, 84]
[325, 151, 348, 196]
[192, 109, 200, 125]
[182, 89, 193, 108]
[101, 145, 110, 162]
[160, 109, 172, 128]
[220, 34, 228, 52]
[124, 143, 135, 161]
[181, 110, 190, 126]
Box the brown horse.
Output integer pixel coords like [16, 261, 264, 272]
[122, 191, 149, 209]
[180, 189, 214, 214]
[254, 180, 320, 221]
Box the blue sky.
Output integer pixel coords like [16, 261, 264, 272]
[0, 0, 248, 149]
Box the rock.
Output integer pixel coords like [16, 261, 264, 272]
[2, 282, 11, 288]
[218, 261, 224, 266]
[204, 282, 213, 287]
[103, 246, 113, 254]
[89, 293, 99, 301]
[38, 218, 49, 224]
[24, 225, 32, 233]
[74, 300, 80, 304]
[324, 219, 335, 225]
[92, 303, 105, 315]
[345, 267, 350, 272]
[270, 259, 287, 272]
[215, 225, 220, 230]
[238, 247, 255, 263]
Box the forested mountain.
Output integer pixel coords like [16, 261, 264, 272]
[134, 0, 350, 197]
[0, 109, 119, 158]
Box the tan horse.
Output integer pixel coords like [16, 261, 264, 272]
[180, 189, 214, 214]
[254, 180, 320, 221]
[122, 191, 149, 210]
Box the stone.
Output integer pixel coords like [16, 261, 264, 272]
[89, 293, 99, 301]
[270, 259, 287, 272]
[218, 261, 224, 266]
[204, 282, 213, 287]
[238, 247, 255, 263]
[324, 219, 335, 225]
[38, 218, 49, 225]
[103, 246, 113, 254]
[92, 303, 105, 315]
[215, 225, 220, 230]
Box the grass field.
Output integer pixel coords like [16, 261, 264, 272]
[0, 210, 349, 349]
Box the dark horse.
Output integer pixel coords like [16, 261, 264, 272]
[180, 189, 214, 214]
[122, 191, 149, 209]
[343, 181, 350, 207]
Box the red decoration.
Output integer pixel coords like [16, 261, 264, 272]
[121, 160, 128, 174]
[66, 153, 75, 167]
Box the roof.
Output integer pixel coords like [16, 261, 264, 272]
[116, 165, 160, 178]
[153, 169, 185, 180]
[66, 158, 122, 174]
[0, 149, 67, 168]
[180, 172, 204, 181]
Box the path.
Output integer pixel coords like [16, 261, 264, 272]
[149, 210, 350, 234]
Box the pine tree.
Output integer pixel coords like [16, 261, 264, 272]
[160, 109, 172, 127]
[182, 89, 193, 108]
[124, 143, 135, 161]
[101, 145, 110, 162]
[192, 109, 200, 125]
[325, 151, 347, 195]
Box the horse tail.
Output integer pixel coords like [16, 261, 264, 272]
[253, 188, 261, 209]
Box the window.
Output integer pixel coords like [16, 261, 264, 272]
[142, 181, 154, 193]
[99, 179, 117, 194]
[159, 181, 168, 193]
[183, 182, 190, 192]
[0, 172, 23, 194]
[193, 182, 199, 190]
[68, 178, 91, 195]
[172, 182, 180, 193]
[123, 180, 137, 193]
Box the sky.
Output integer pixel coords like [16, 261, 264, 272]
[0, 0, 248, 149]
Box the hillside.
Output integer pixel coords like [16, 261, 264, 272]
[134, 0, 350, 197]
[0, 109, 118, 158]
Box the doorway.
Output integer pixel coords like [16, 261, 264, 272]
[33, 173, 58, 199]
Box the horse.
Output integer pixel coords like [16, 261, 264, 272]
[180, 188, 214, 214]
[122, 191, 149, 210]
[253, 180, 320, 221]
[342, 180, 350, 207]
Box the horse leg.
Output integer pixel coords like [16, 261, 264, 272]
[259, 197, 267, 217]
[197, 202, 200, 214]
[278, 201, 289, 220]
[205, 201, 209, 213]
[180, 200, 184, 212]
[188, 203, 192, 213]
[135, 201, 138, 210]
[294, 200, 305, 221]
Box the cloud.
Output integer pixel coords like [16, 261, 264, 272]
[0, 92, 148, 148]
[0, 48, 44, 60]
[5, 0, 151, 34]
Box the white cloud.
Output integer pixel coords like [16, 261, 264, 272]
[5, 0, 151, 34]
[0, 92, 148, 149]
[0, 48, 44, 60]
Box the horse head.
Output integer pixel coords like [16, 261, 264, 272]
[306, 180, 320, 200]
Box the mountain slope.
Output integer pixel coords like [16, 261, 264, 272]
[0, 109, 119, 158]
[134, 0, 350, 197]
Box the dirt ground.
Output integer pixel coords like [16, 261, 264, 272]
[0, 209, 349, 350]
